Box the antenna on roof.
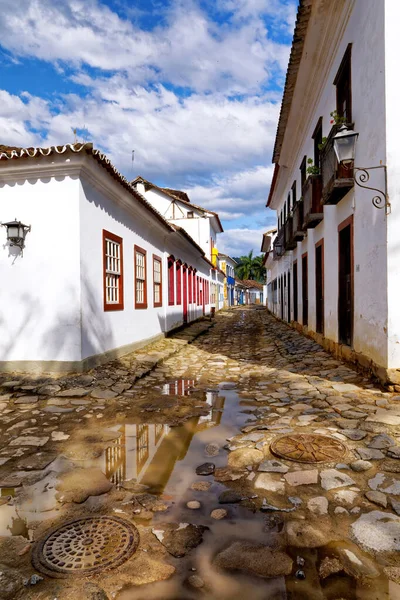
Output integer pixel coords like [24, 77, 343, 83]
[73, 128, 77, 144]
[131, 150, 135, 179]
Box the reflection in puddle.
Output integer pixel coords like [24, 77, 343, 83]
[104, 390, 225, 491]
[161, 379, 196, 396]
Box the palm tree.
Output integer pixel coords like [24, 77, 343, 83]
[235, 251, 266, 282]
[252, 255, 266, 282]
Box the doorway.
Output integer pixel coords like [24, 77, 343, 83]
[280, 276, 284, 319]
[293, 261, 298, 322]
[302, 253, 308, 326]
[315, 240, 324, 334]
[183, 266, 188, 323]
[338, 217, 353, 346]
[287, 271, 291, 322]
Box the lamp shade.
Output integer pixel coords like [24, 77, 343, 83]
[333, 126, 358, 164]
[1, 219, 31, 248]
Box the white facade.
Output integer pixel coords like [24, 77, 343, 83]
[133, 176, 226, 313]
[132, 178, 222, 262]
[266, 0, 400, 385]
[0, 146, 213, 372]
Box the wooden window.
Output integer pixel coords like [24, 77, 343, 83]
[103, 230, 124, 311]
[153, 255, 162, 308]
[168, 255, 175, 305]
[292, 181, 297, 206]
[176, 260, 182, 305]
[334, 44, 352, 123]
[300, 155, 307, 192]
[193, 270, 197, 303]
[187, 211, 194, 218]
[134, 245, 147, 309]
[313, 117, 323, 170]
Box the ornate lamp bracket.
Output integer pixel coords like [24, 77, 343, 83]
[354, 165, 390, 215]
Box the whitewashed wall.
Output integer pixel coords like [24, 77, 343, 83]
[385, 0, 400, 370]
[0, 175, 82, 367]
[79, 167, 211, 363]
[0, 157, 211, 371]
[269, 0, 387, 369]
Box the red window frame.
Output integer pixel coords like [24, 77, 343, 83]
[176, 260, 182, 305]
[103, 229, 124, 312]
[153, 254, 162, 308]
[168, 255, 175, 305]
[134, 245, 147, 309]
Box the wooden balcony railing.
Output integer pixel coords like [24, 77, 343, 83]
[321, 124, 354, 205]
[284, 216, 296, 251]
[292, 200, 305, 240]
[303, 174, 323, 229]
[273, 228, 285, 260]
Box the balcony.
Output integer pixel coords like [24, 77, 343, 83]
[303, 174, 323, 229]
[292, 200, 305, 240]
[273, 228, 284, 260]
[321, 124, 354, 205]
[284, 216, 297, 251]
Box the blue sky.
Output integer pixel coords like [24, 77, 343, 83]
[0, 0, 296, 256]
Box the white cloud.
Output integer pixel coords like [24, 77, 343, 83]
[0, 0, 291, 94]
[0, 0, 295, 255]
[0, 90, 51, 146]
[29, 84, 280, 181]
[218, 226, 273, 256]
[186, 165, 274, 218]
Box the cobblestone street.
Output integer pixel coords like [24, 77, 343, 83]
[0, 307, 400, 599]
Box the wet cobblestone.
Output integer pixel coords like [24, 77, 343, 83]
[0, 307, 400, 599]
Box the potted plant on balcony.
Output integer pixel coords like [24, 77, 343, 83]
[306, 158, 320, 176]
[330, 110, 346, 126]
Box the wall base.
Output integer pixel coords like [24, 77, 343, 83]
[0, 332, 166, 375]
[269, 311, 397, 390]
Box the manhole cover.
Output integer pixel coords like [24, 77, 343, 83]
[270, 434, 346, 464]
[32, 516, 140, 578]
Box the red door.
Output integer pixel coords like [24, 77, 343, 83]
[183, 266, 188, 323]
[202, 278, 205, 315]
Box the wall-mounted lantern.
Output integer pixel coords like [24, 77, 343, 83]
[1, 218, 31, 251]
[333, 125, 390, 213]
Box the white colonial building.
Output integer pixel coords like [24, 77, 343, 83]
[266, 0, 400, 386]
[132, 176, 225, 313]
[0, 144, 219, 373]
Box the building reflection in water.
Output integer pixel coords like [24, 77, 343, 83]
[161, 379, 196, 396]
[104, 390, 225, 490]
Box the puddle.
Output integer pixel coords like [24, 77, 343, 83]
[0, 383, 397, 599]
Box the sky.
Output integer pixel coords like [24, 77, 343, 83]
[0, 0, 296, 257]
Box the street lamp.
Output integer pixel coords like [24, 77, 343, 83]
[333, 125, 389, 213]
[1, 218, 31, 251]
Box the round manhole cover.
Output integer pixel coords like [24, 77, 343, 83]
[32, 516, 140, 578]
[270, 433, 346, 464]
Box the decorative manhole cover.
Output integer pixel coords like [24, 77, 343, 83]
[270, 434, 346, 464]
[32, 516, 140, 578]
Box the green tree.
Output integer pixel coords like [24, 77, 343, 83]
[235, 251, 266, 282]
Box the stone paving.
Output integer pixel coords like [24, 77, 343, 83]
[0, 307, 400, 599]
